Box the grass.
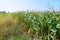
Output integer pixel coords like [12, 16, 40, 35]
[0, 13, 33, 40]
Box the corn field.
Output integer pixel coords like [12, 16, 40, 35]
[0, 11, 60, 40]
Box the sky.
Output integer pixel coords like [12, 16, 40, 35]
[0, 0, 60, 12]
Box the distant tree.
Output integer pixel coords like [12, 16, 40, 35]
[0, 11, 6, 13]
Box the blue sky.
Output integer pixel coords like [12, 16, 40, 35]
[0, 0, 60, 12]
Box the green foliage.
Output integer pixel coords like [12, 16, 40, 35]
[0, 11, 60, 40]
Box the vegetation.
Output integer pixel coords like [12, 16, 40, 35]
[0, 11, 60, 40]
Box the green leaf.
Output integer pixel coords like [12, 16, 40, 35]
[56, 23, 60, 28]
